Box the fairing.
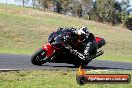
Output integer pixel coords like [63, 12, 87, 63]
[42, 44, 55, 57]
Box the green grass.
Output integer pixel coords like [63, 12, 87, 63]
[129, 14, 132, 18]
[98, 56, 132, 62]
[0, 4, 132, 62]
[0, 70, 132, 88]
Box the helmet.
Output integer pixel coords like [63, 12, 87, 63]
[78, 27, 89, 35]
[77, 27, 89, 42]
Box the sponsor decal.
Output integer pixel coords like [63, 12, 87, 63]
[76, 66, 131, 85]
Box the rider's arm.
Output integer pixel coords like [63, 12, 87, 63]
[64, 44, 86, 60]
[83, 33, 97, 58]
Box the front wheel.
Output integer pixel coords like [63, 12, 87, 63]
[31, 48, 47, 66]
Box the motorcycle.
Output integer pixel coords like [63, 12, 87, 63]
[31, 32, 105, 67]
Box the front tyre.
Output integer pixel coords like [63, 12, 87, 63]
[31, 48, 47, 66]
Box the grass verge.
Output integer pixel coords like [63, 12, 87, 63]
[0, 70, 132, 88]
[98, 56, 132, 62]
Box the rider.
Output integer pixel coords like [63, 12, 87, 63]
[48, 26, 106, 62]
[54, 27, 98, 61]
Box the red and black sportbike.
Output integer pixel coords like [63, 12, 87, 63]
[31, 32, 105, 67]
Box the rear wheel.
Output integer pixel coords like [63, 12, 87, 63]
[74, 62, 87, 68]
[31, 48, 47, 66]
[74, 61, 82, 68]
[74, 59, 92, 68]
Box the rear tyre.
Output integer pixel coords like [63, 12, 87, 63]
[74, 61, 87, 68]
[74, 59, 92, 68]
[74, 62, 82, 68]
[31, 48, 47, 66]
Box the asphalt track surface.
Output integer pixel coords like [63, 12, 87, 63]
[0, 54, 132, 71]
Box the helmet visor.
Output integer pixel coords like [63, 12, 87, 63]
[78, 34, 86, 42]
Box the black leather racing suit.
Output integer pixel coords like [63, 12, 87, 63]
[55, 27, 97, 61]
